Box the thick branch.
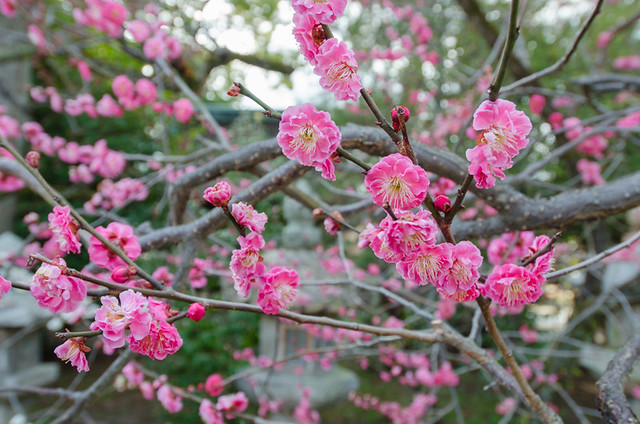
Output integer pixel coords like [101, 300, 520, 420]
[596, 334, 640, 424]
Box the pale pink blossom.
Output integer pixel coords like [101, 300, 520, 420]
[396, 243, 453, 286]
[90, 289, 151, 350]
[203, 181, 232, 207]
[199, 399, 224, 424]
[112, 75, 134, 100]
[27, 25, 48, 53]
[519, 324, 538, 343]
[364, 153, 430, 210]
[434, 241, 482, 301]
[135, 78, 158, 105]
[88, 222, 141, 270]
[54, 337, 91, 373]
[291, 0, 347, 24]
[293, 388, 320, 424]
[496, 397, 517, 415]
[466, 99, 532, 188]
[143, 35, 167, 60]
[231, 202, 268, 234]
[526, 235, 556, 275]
[31, 258, 87, 313]
[74, 60, 93, 82]
[173, 98, 195, 123]
[0, 274, 12, 299]
[127, 19, 150, 42]
[277, 103, 341, 176]
[48, 205, 82, 254]
[617, 111, 640, 128]
[217, 392, 249, 415]
[596, 31, 613, 48]
[122, 362, 144, 386]
[613, 55, 640, 71]
[157, 384, 183, 413]
[127, 319, 183, 360]
[314, 38, 362, 101]
[487, 231, 535, 266]
[257, 266, 299, 315]
[483, 264, 544, 308]
[576, 159, 605, 186]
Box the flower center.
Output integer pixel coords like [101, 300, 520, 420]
[477, 125, 517, 155]
[381, 177, 412, 206]
[504, 277, 526, 306]
[293, 125, 318, 153]
[327, 61, 356, 83]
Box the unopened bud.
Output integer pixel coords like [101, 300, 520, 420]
[111, 266, 136, 283]
[26, 151, 40, 168]
[312, 208, 324, 219]
[203, 181, 232, 207]
[391, 106, 410, 131]
[187, 303, 206, 321]
[434, 195, 451, 214]
[227, 84, 241, 97]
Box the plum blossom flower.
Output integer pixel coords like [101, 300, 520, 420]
[277, 103, 341, 178]
[90, 289, 152, 350]
[529, 94, 545, 115]
[31, 258, 87, 313]
[576, 159, 605, 186]
[434, 241, 482, 301]
[204, 373, 225, 396]
[88, 222, 141, 270]
[0, 274, 12, 300]
[203, 181, 232, 207]
[257, 266, 299, 315]
[173, 98, 194, 123]
[291, 0, 347, 24]
[54, 337, 91, 373]
[217, 392, 249, 415]
[487, 231, 535, 266]
[200, 399, 224, 424]
[314, 38, 362, 101]
[127, 319, 183, 360]
[293, 13, 326, 65]
[48, 205, 82, 254]
[231, 202, 268, 234]
[526, 235, 555, 275]
[369, 209, 438, 263]
[482, 263, 544, 308]
[466, 99, 532, 189]
[364, 153, 430, 210]
[396, 243, 453, 286]
[157, 385, 183, 413]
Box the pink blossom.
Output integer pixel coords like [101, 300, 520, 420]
[613, 55, 640, 71]
[529, 94, 545, 115]
[173, 98, 195, 123]
[487, 231, 535, 266]
[127, 19, 150, 42]
[257, 266, 299, 315]
[291, 0, 347, 24]
[375, 209, 438, 263]
[90, 289, 152, 350]
[187, 303, 206, 321]
[27, 25, 48, 53]
[0, 274, 12, 299]
[112, 75, 134, 100]
[323, 212, 342, 235]
[48, 205, 82, 254]
[434, 241, 482, 301]
[143, 35, 167, 60]
[576, 159, 605, 186]
[0, 115, 20, 140]
[122, 362, 144, 386]
[314, 38, 362, 101]
[88, 222, 141, 270]
[127, 319, 183, 360]
[364, 153, 430, 210]
[396, 243, 453, 286]
[84, 178, 148, 211]
[31, 258, 87, 313]
[203, 181, 232, 207]
[231, 202, 268, 234]
[576, 132, 608, 159]
[217, 392, 249, 415]
[199, 399, 224, 424]
[135, 78, 158, 105]
[618, 111, 640, 128]
[293, 388, 320, 424]
[631, 386, 640, 399]
[157, 385, 183, 413]
[597, 31, 613, 48]
[466, 99, 532, 189]
[277, 103, 341, 176]
[527, 235, 555, 275]
[0, 0, 16, 17]
[519, 324, 538, 343]
[496, 397, 517, 415]
[152, 266, 174, 286]
[205, 373, 225, 396]
[483, 264, 544, 308]
[54, 337, 91, 373]
[293, 13, 326, 65]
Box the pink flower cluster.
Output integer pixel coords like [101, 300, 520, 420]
[125, 16, 182, 61]
[0, 147, 25, 192]
[73, 0, 129, 38]
[229, 232, 299, 315]
[576, 159, 605, 186]
[111, 75, 158, 111]
[364, 153, 430, 210]
[613, 55, 640, 71]
[88, 222, 141, 270]
[360, 209, 483, 302]
[231, 202, 268, 234]
[277, 103, 341, 180]
[0, 274, 11, 300]
[482, 234, 555, 308]
[291, 3, 362, 101]
[466, 99, 532, 189]
[199, 392, 249, 424]
[31, 257, 87, 313]
[83, 178, 149, 211]
[48, 205, 82, 254]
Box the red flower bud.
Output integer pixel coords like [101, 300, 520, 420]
[311, 24, 327, 47]
[227, 84, 241, 97]
[187, 303, 206, 321]
[391, 106, 410, 131]
[434, 195, 451, 214]
[26, 151, 40, 168]
[111, 266, 136, 283]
